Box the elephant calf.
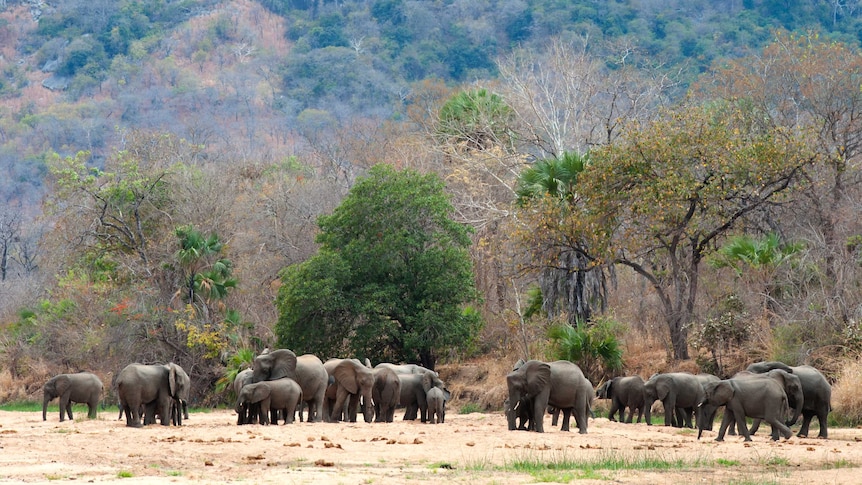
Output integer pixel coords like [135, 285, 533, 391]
[236, 378, 303, 425]
[426, 386, 447, 424]
[43, 372, 103, 422]
[596, 375, 645, 424]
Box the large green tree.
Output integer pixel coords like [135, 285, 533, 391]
[530, 102, 815, 360]
[275, 165, 481, 369]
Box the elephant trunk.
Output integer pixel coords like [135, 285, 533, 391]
[505, 397, 518, 431]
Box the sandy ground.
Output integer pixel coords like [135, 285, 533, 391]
[0, 408, 860, 484]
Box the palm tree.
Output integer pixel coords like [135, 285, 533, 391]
[174, 225, 238, 318]
[516, 151, 606, 324]
[548, 318, 623, 383]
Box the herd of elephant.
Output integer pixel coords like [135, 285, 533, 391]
[40, 349, 450, 427]
[505, 359, 832, 441]
[40, 352, 831, 442]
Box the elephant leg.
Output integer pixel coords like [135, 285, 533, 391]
[559, 407, 572, 432]
[59, 396, 70, 422]
[817, 407, 829, 438]
[730, 405, 752, 441]
[88, 399, 98, 419]
[749, 418, 762, 435]
[532, 399, 545, 433]
[767, 416, 792, 440]
[608, 400, 620, 422]
[716, 410, 734, 442]
[331, 387, 350, 422]
[664, 398, 676, 426]
[550, 406, 559, 426]
[797, 411, 814, 438]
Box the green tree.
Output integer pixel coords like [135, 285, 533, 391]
[548, 318, 623, 383]
[572, 102, 814, 360]
[275, 164, 482, 369]
[436, 88, 514, 151]
[515, 151, 607, 325]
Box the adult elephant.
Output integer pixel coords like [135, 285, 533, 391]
[375, 362, 438, 377]
[697, 378, 793, 442]
[369, 366, 401, 422]
[235, 378, 303, 425]
[251, 349, 329, 423]
[643, 372, 704, 428]
[730, 369, 804, 437]
[295, 354, 329, 423]
[746, 361, 831, 438]
[323, 358, 374, 423]
[505, 360, 592, 433]
[117, 363, 187, 427]
[398, 372, 448, 423]
[43, 372, 103, 422]
[596, 375, 645, 424]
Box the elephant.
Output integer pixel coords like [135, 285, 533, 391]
[234, 369, 261, 425]
[43, 372, 103, 422]
[369, 366, 401, 422]
[643, 372, 705, 428]
[375, 362, 438, 377]
[251, 349, 330, 423]
[323, 358, 374, 423]
[746, 361, 831, 438]
[398, 372, 448, 423]
[504, 360, 593, 433]
[697, 378, 793, 442]
[117, 363, 188, 427]
[596, 375, 645, 423]
[252, 349, 297, 382]
[426, 386, 447, 424]
[294, 354, 329, 423]
[235, 378, 303, 425]
[728, 369, 804, 437]
[504, 396, 535, 431]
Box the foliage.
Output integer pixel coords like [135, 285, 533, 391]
[574, 101, 815, 359]
[275, 164, 482, 369]
[709, 233, 803, 276]
[436, 88, 514, 151]
[515, 151, 607, 325]
[689, 294, 754, 377]
[547, 317, 623, 383]
[215, 348, 255, 396]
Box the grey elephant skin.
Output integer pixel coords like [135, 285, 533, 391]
[235, 378, 303, 425]
[324, 358, 375, 423]
[252, 349, 329, 423]
[746, 361, 831, 438]
[596, 375, 645, 423]
[505, 360, 592, 433]
[117, 363, 188, 427]
[697, 378, 792, 441]
[643, 372, 705, 428]
[426, 386, 447, 424]
[43, 372, 103, 422]
[369, 366, 401, 422]
[234, 369, 261, 424]
[375, 362, 438, 377]
[728, 369, 804, 438]
[398, 372, 448, 423]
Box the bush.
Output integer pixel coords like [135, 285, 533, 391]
[830, 358, 862, 427]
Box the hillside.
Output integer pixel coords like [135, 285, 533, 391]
[2, 0, 862, 417]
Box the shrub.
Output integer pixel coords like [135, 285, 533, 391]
[830, 358, 862, 427]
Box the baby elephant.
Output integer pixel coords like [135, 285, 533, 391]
[426, 386, 448, 424]
[236, 378, 303, 425]
[43, 372, 104, 422]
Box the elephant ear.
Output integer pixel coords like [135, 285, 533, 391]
[334, 360, 359, 394]
[655, 377, 671, 400]
[54, 375, 71, 396]
[421, 372, 434, 392]
[513, 359, 526, 371]
[524, 361, 551, 397]
[167, 363, 178, 398]
[606, 379, 614, 398]
[711, 381, 735, 404]
[251, 383, 271, 403]
[268, 349, 297, 380]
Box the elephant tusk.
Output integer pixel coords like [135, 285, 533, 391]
[513, 400, 520, 411]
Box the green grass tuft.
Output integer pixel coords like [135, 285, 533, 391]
[117, 471, 133, 478]
[458, 403, 483, 414]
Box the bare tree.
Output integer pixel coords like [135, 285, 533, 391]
[0, 206, 21, 281]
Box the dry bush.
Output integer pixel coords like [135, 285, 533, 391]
[438, 353, 518, 412]
[830, 357, 862, 426]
